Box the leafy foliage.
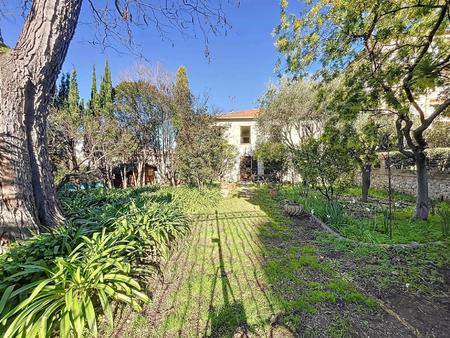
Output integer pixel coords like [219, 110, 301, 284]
[0, 230, 148, 338]
[174, 67, 236, 186]
[275, 0, 450, 219]
[48, 69, 84, 182]
[0, 186, 219, 337]
[176, 113, 237, 187]
[114, 67, 178, 186]
[294, 131, 357, 201]
[257, 78, 322, 149]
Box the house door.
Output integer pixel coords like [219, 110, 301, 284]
[240, 156, 257, 181]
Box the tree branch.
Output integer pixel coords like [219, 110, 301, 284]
[403, 1, 448, 85]
[379, 2, 446, 20]
[415, 96, 450, 136]
[395, 117, 414, 158]
[403, 82, 425, 123]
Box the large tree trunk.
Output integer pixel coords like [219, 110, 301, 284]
[361, 164, 371, 202]
[0, 0, 82, 238]
[415, 151, 429, 220]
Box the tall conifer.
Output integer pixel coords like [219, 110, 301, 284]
[99, 60, 113, 116]
[88, 64, 98, 115]
[173, 66, 192, 129]
[67, 67, 81, 120]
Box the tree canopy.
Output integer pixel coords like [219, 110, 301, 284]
[275, 0, 450, 219]
[258, 78, 322, 149]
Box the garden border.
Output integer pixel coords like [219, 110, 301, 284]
[284, 203, 444, 250]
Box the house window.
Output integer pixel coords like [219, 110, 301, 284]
[240, 126, 251, 144]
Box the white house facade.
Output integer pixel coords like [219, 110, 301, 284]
[216, 109, 265, 182]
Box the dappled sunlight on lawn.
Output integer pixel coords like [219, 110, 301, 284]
[155, 197, 286, 337]
[118, 191, 410, 338]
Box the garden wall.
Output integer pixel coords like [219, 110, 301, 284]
[371, 168, 450, 200]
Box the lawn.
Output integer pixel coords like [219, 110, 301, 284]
[3, 185, 444, 337]
[112, 187, 413, 337]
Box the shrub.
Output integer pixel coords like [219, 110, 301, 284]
[0, 230, 148, 338]
[117, 201, 188, 260]
[293, 138, 356, 201]
[437, 203, 450, 237]
[0, 186, 213, 338]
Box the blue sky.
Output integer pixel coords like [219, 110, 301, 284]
[1, 1, 284, 112]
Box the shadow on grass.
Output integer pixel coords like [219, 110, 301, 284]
[209, 301, 248, 338]
[206, 211, 251, 338]
[243, 185, 426, 338]
[154, 202, 298, 337]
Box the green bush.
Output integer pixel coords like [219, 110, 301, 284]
[437, 203, 450, 237]
[0, 230, 148, 338]
[293, 137, 356, 201]
[0, 186, 218, 338]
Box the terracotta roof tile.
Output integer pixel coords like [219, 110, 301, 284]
[216, 108, 259, 120]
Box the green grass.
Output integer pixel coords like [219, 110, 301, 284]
[314, 231, 450, 294]
[277, 184, 450, 244]
[327, 316, 351, 338]
[117, 188, 378, 337]
[338, 207, 446, 243]
[155, 197, 279, 337]
[258, 184, 450, 295]
[343, 186, 416, 203]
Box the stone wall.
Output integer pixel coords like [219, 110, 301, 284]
[371, 168, 450, 200]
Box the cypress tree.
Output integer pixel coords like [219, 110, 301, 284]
[88, 64, 99, 115]
[54, 72, 70, 108]
[173, 66, 193, 129]
[174, 65, 199, 185]
[174, 66, 191, 104]
[67, 67, 81, 120]
[99, 60, 113, 116]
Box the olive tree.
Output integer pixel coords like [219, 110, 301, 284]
[258, 78, 322, 151]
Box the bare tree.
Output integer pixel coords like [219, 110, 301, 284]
[0, 0, 230, 239]
[116, 64, 177, 185]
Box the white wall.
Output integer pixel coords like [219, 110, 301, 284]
[217, 118, 263, 181]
